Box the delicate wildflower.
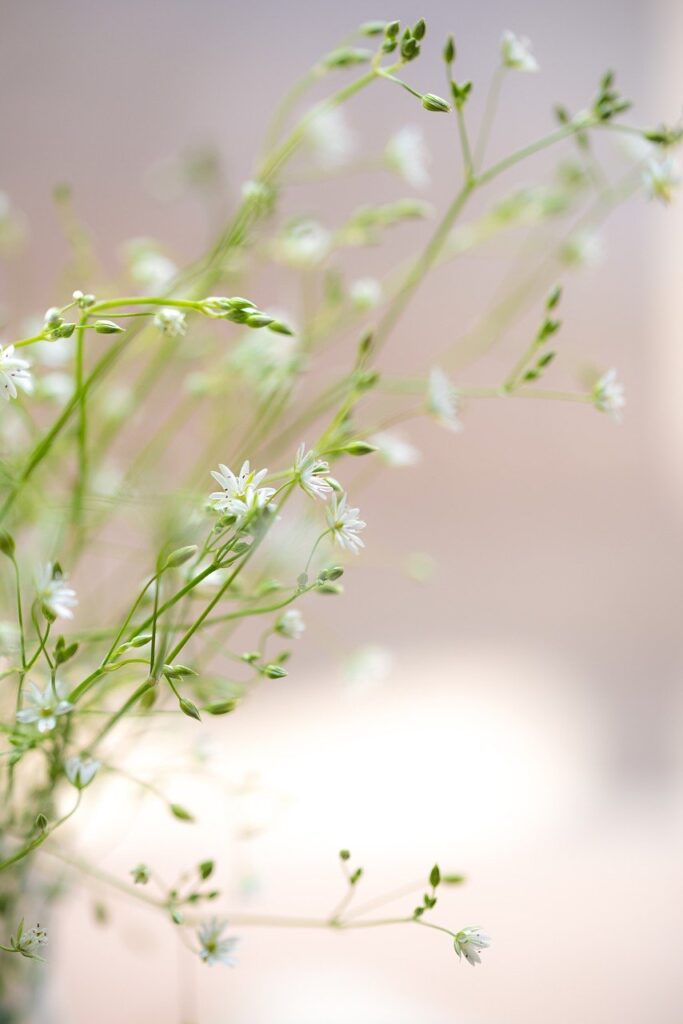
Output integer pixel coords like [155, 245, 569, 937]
[65, 755, 100, 789]
[210, 461, 276, 525]
[453, 927, 491, 966]
[327, 494, 366, 554]
[501, 31, 539, 72]
[125, 239, 178, 290]
[350, 277, 383, 311]
[9, 921, 48, 960]
[153, 307, 187, 337]
[16, 680, 73, 734]
[592, 368, 625, 420]
[131, 864, 151, 884]
[273, 220, 331, 268]
[306, 107, 356, 169]
[294, 443, 333, 500]
[385, 125, 431, 189]
[427, 368, 462, 432]
[275, 608, 305, 640]
[36, 563, 78, 620]
[643, 157, 681, 205]
[197, 918, 239, 967]
[370, 431, 421, 468]
[0, 344, 32, 401]
[561, 229, 605, 268]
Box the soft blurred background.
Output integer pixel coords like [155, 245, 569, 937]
[2, 0, 683, 1021]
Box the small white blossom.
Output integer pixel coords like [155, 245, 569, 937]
[16, 680, 73, 734]
[11, 922, 48, 960]
[592, 368, 625, 420]
[210, 461, 276, 525]
[153, 307, 187, 337]
[385, 125, 431, 190]
[0, 344, 32, 401]
[197, 918, 239, 967]
[276, 608, 305, 640]
[125, 239, 178, 290]
[294, 443, 333, 501]
[643, 157, 681, 205]
[344, 644, 393, 690]
[371, 431, 421, 468]
[453, 927, 491, 966]
[65, 755, 100, 788]
[501, 31, 539, 72]
[273, 220, 331, 268]
[350, 278, 383, 311]
[306, 107, 356, 169]
[427, 368, 462, 432]
[561, 229, 605, 268]
[327, 494, 366, 554]
[36, 563, 78, 620]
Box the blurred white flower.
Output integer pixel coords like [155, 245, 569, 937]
[385, 125, 430, 189]
[197, 919, 239, 966]
[125, 239, 178, 290]
[38, 372, 74, 404]
[427, 368, 462, 432]
[344, 644, 393, 690]
[65, 755, 100, 788]
[453, 927, 491, 966]
[501, 31, 539, 72]
[16, 680, 73, 734]
[11, 922, 48, 960]
[327, 494, 366, 554]
[592, 368, 625, 420]
[306, 107, 356, 169]
[273, 220, 331, 268]
[275, 608, 305, 640]
[153, 307, 187, 337]
[561, 229, 605, 268]
[36, 563, 78, 620]
[643, 157, 681, 205]
[371, 431, 421, 468]
[350, 277, 383, 311]
[210, 461, 276, 524]
[294, 443, 332, 500]
[0, 344, 32, 401]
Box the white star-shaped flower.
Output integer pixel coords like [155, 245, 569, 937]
[643, 157, 681, 205]
[453, 927, 491, 966]
[16, 680, 73, 734]
[210, 461, 276, 525]
[0, 344, 32, 401]
[36, 563, 78, 620]
[197, 918, 239, 967]
[275, 608, 305, 640]
[592, 368, 625, 421]
[327, 494, 366, 554]
[294, 444, 333, 501]
[501, 31, 539, 72]
[385, 125, 431, 190]
[427, 368, 462, 432]
[153, 307, 187, 337]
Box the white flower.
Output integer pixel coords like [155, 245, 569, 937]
[501, 31, 539, 72]
[65, 755, 100, 788]
[327, 494, 366, 554]
[275, 608, 305, 640]
[592, 368, 625, 420]
[294, 443, 333, 501]
[350, 278, 383, 311]
[125, 239, 178, 290]
[427, 368, 462, 432]
[36, 563, 78, 620]
[153, 307, 187, 337]
[453, 927, 491, 966]
[210, 461, 276, 525]
[385, 125, 431, 189]
[306, 107, 356, 169]
[12, 922, 48, 960]
[274, 220, 331, 268]
[561, 229, 605, 268]
[370, 431, 421, 468]
[0, 344, 32, 401]
[643, 157, 681, 205]
[344, 644, 393, 690]
[197, 918, 239, 966]
[16, 680, 73, 734]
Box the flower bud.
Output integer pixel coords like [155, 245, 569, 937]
[94, 319, 125, 334]
[0, 530, 15, 558]
[422, 93, 451, 113]
[164, 545, 198, 569]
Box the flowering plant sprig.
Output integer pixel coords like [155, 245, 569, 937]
[0, 15, 677, 1012]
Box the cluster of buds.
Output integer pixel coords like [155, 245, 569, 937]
[443, 35, 472, 110]
[200, 296, 293, 335]
[381, 18, 425, 63]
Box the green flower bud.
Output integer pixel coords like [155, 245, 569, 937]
[263, 664, 288, 679]
[164, 545, 198, 568]
[0, 530, 16, 558]
[443, 35, 456, 64]
[204, 699, 238, 715]
[179, 697, 201, 721]
[422, 93, 451, 113]
[341, 441, 378, 456]
[359, 20, 387, 36]
[169, 803, 195, 822]
[94, 319, 125, 334]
